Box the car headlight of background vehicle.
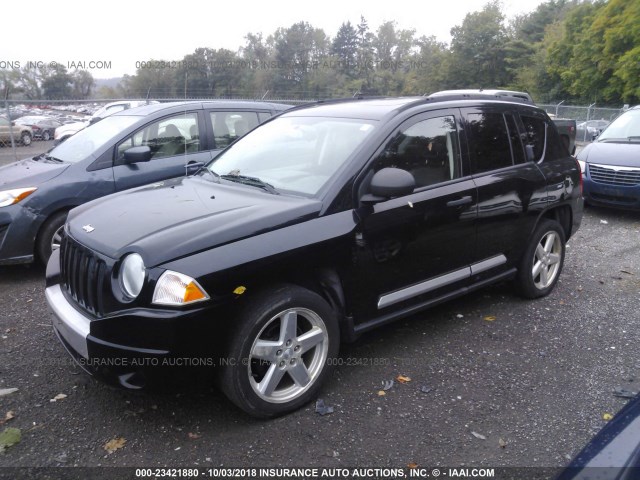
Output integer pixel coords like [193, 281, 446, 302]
[153, 271, 209, 306]
[119, 253, 146, 300]
[0, 187, 37, 207]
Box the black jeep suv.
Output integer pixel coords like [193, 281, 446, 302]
[46, 94, 583, 417]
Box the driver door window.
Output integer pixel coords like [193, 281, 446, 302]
[116, 113, 200, 162]
[372, 115, 461, 188]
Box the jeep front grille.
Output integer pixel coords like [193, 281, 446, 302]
[589, 164, 640, 187]
[59, 235, 108, 317]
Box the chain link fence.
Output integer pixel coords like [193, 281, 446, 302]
[539, 102, 627, 143]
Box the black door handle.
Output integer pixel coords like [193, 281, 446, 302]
[446, 196, 473, 207]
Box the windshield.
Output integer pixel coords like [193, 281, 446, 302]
[207, 116, 376, 196]
[48, 115, 139, 163]
[597, 109, 640, 142]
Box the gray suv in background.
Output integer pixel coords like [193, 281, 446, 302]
[0, 100, 291, 265]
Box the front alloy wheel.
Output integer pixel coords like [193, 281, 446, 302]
[220, 285, 339, 417]
[249, 307, 329, 403]
[516, 219, 566, 298]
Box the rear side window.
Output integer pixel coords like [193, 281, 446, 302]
[467, 112, 513, 173]
[210, 111, 260, 149]
[521, 114, 565, 162]
[520, 115, 545, 161]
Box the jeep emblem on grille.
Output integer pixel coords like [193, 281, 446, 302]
[82, 225, 95, 233]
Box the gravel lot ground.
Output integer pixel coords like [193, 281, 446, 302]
[0, 205, 638, 476]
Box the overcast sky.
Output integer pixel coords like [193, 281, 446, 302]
[1, 0, 545, 79]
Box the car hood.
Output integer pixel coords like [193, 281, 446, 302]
[0, 157, 69, 189]
[579, 142, 640, 168]
[67, 176, 322, 267]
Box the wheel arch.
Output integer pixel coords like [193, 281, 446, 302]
[34, 206, 75, 261]
[539, 204, 573, 241]
[233, 266, 354, 343]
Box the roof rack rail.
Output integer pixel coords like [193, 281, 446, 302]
[428, 89, 535, 104]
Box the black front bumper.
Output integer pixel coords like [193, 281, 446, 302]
[45, 251, 229, 389]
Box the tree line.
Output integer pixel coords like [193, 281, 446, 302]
[2, 0, 638, 105]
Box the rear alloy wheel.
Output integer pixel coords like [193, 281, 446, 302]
[21, 132, 32, 146]
[220, 285, 339, 417]
[516, 219, 566, 298]
[36, 211, 68, 266]
[42, 131, 51, 141]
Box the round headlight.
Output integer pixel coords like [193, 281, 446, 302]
[120, 253, 145, 299]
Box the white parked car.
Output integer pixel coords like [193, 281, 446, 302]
[53, 100, 159, 144]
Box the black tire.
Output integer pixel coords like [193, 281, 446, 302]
[220, 284, 339, 418]
[42, 131, 51, 141]
[21, 132, 32, 146]
[36, 211, 68, 266]
[515, 219, 566, 299]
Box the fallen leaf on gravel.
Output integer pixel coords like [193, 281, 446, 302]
[0, 388, 18, 397]
[103, 437, 126, 454]
[188, 433, 201, 439]
[50, 393, 67, 402]
[382, 380, 394, 391]
[377, 390, 386, 396]
[499, 438, 507, 448]
[407, 462, 418, 469]
[0, 428, 21, 452]
[396, 375, 411, 384]
[600, 220, 608, 224]
[484, 315, 496, 322]
[471, 431, 486, 440]
[602, 413, 613, 421]
[620, 270, 633, 275]
[0, 411, 15, 425]
[315, 399, 334, 416]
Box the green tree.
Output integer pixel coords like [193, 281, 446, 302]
[403, 35, 450, 95]
[271, 21, 328, 96]
[120, 60, 176, 98]
[586, 0, 640, 103]
[331, 21, 359, 77]
[240, 33, 277, 97]
[447, 1, 509, 88]
[71, 70, 95, 98]
[42, 65, 73, 99]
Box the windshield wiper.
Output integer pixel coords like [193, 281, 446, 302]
[219, 173, 279, 194]
[43, 154, 64, 163]
[198, 168, 220, 182]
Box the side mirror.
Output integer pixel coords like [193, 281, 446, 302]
[360, 168, 416, 204]
[10, 121, 15, 127]
[185, 160, 205, 176]
[123, 146, 152, 164]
